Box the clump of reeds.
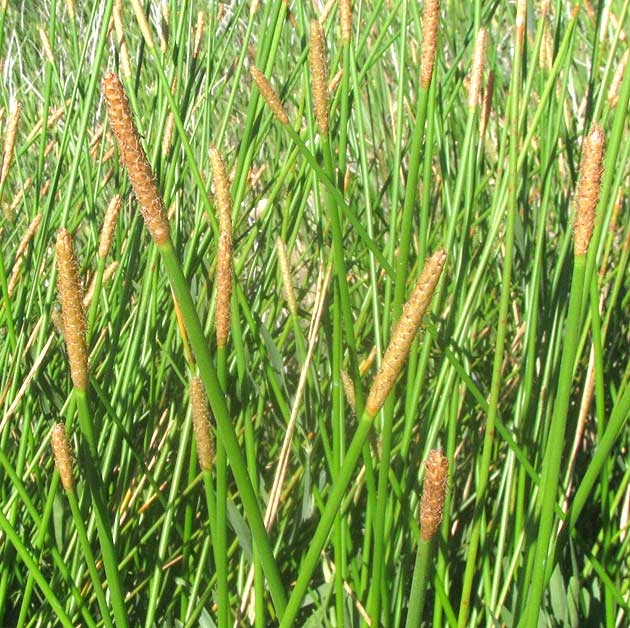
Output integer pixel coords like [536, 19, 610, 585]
[98, 195, 122, 260]
[420, 0, 439, 89]
[101, 73, 171, 246]
[209, 145, 233, 348]
[249, 65, 289, 125]
[190, 377, 215, 471]
[309, 20, 329, 137]
[56, 229, 88, 391]
[419, 449, 448, 541]
[574, 123, 605, 256]
[365, 249, 446, 417]
[276, 237, 298, 317]
[1, 100, 22, 187]
[468, 28, 487, 109]
[51, 423, 74, 492]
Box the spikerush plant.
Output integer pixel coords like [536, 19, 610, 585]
[0, 1, 629, 627]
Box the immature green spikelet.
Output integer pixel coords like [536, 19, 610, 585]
[190, 377, 215, 471]
[310, 20, 330, 136]
[365, 249, 446, 416]
[419, 450, 448, 541]
[56, 229, 88, 390]
[51, 423, 74, 492]
[98, 195, 122, 259]
[420, 0, 439, 89]
[250, 65, 289, 125]
[210, 145, 232, 348]
[102, 73, 170, 245]
[574, 124, 605, 256]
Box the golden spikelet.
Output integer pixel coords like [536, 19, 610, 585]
[276, 237, 298, 317]
[1, 100, 22, 187]
[159, 0, 169, 53]
[249, 65, 289, 125]
[129, 0, 155, 49]
[102, 73, 170, 245]
[210, 146, 233, 348]
[99, 195, 122, 260]
[56, 229, 88, 391]
[190, 377, 215, 471]
[113, 0, 132, 79]
[419, 449, 448, 541]
[65, 0, 75, 20]
[51, 423, 74, 492]
[339, 0, 352, 43]
[310, 20, 330, 136]
[468, 28, 487, 109]
[574, 123, 605, 256]
[479, 69, 494, 139]
[341, 370, 356, 415]
[84, 261, 119, 308]
[39, 28, 55, 65]
[365, 249, 446, 417]
[420, 0, 439, 89]
[607, 49, 629, 108]
[8, 213, 42, 296]
[193, 11, 205, 58]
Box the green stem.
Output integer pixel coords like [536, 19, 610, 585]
[405, 539, 434, 628]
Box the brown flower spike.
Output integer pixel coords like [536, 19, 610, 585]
[51, 423, 74, 492]
[98, 195, 122, 259]
[250, 65, 289, 125]
[365, 248, 446, 416]
[419, 449, 448, 541]
[310, 20, 330, 136]
[190, 377, 215, 471]
[339, 0, 352, 44]
[574, 124, 605, 257]
[420, 0, 439, 89]
[56, 229, 88, 390]
[468, 28, 487, 109]
[102, 73, 170, 245]
[210, 145, 233, 348]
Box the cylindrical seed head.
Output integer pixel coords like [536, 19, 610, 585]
[365, 249, 446, 417]
[98, 194, 122, 259]
[190, 377, 215, 471]
[420, 0, 439, 89]
[479, 70, 494, 139]
[339, 0, 352, 44]
[607, 49, 629, 108]
[193, 11, 205, 58]
[51, 423, 74, 492]
[210, 146, 233, 348]
[250, 65, 289, 125]
[468, 28, 487, 109]
[419, 449, 448, 541]
[341, 370, 356, 415]
[56, 229, 88, 390]
[310, 20, 330, 136]
[102, 73, 170, 245]
[574, 123, 605, 257]
[276, 237, 298, 317]
[1, 100, 22, 187]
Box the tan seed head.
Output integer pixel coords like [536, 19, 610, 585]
[190, 377, 215, 471]
[574, 124, 605, 257]
[419, 449, 448, 541]
[468, 28, 487, 109]
[365, 249, 446, 416]
[56, 229, 88, 390]
[102, 72, 170, 245]
[420, 0, 439, 89]
[607, 49, 629, 108]
[51, 423, 74, 492]
[99, 194, 122, 259]
[339, 0, 352, 44]
[250, 65, 289, 125]
[310, 20, 330, 136]
[1, 100, 22, 187]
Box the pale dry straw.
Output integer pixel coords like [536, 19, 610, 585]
[102, 73, 170, 245]
[56, 229, 88, 390]
[309, 20, 330, 136]
[190, 377, 215, 471]
[365, 248, 446, 416]
[574, 123, 605, 256]
[51, 423, 74, 492]
[419, 449, 448, 541]
[250, 65, 289, 125]
[420, 0, 439, 89]
[210, 145, 233, 348]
